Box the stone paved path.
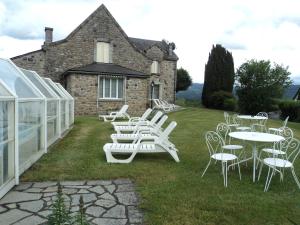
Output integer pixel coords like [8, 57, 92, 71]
[0, 179, 143, 225]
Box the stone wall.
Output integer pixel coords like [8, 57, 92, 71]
[12, 50, 46, 76]
[41, 6, 151, 82]
[66, 74, 148, 116]
[159, 60, 177, 103]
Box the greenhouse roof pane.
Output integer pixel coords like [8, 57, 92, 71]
[56, 83, 74, 100]
[0, 59, 41, 98]
[0, 79, 14, 97]
[21, 68, 54, 99]
[44, 78, 67, 99]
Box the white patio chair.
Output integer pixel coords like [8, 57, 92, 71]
[153, 99, 172, 112]
[111, 108, 152, 127]
[257, 127, 293, 168]
[216, 123, 244, 155]
[103, 121, 179, 163]
[258, 137, 300, 192]
[268, 116, 289, 135]
[202, 131, 241, 187]
[224, 112, 240, 131]
[111, 115, 168, 143]
[99, 105, 130, 122]
[114, 111, 163, 134]
[251, 112, 268, 132]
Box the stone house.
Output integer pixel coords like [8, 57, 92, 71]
[11, 4, 178, 116]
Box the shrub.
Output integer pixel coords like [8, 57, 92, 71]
[208, 91, 236, 110]
[223, 98, 237, 111]
[278, 100, 300, 122]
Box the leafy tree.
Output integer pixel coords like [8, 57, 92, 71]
[202, 44, 235, 107]
[176, 68, 192, 92]
[235, 59, 292, 114]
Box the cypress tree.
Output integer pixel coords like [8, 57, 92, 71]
[202, 44, 234, 107]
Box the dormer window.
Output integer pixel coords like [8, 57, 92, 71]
[96, 42, 110, 63]
[151, 61, 160, 74]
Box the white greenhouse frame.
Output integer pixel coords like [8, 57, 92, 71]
[0, 58, 47, 197]
[44, 78, 70, 134]
[56, 83, 74, 126]
[21, 69, 61, 146]
[0, 78, 17, 199]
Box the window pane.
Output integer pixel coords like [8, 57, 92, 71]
[98, 77, 103, 98]
[111, 79, 117, 98]
[153, 85, 160, 99]
[118, 79, 123, 99]
[104, 79, 110, 98]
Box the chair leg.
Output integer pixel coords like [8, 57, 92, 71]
[291, 168, 300, 189]
[201, 159, 211, 177]
[265, 168, 275, 192]
[237, 161, 242, 180]
[258, 161, 264, 181]
[264, 167, 271, 192]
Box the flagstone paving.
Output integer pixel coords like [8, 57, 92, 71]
[0, 179, 143, 225]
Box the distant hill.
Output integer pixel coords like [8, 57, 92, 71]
[176, 83, 300, 101]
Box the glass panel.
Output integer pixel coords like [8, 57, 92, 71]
[44, 79, 65, 99]
[104, 79, 110, 98]
[153, 85, 160, 99]
[21, 69, 53, 98]
[98, 77, 103, 98]
[0, 82, 12, 96]
[0, 100, 14, 186]
[111, 79, 117, 98]
[61, 100, 66, 131]
[47, 100, 58, 143]
[118, 79, 123, 99]
[0, 59, 38, 98]
[19, 101, 43, 167]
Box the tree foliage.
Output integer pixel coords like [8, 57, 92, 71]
[235, 59, 292, 114]
[176, 68, 192, 92]
[202, 44, 235, 107]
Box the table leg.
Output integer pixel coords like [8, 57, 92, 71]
[253, 143, 257, 182]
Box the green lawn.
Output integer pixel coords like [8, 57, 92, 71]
[22, 107, 300, 225]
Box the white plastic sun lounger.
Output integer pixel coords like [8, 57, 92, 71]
[111, 108, 152, 127]
[152, 99, 172, 112]
[114, 111, 163, 134]
[111, 115, 168, 143]
[103, 121, 179, 163]
[99, 105, 130, 122]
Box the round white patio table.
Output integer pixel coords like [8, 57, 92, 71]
[237, 115, 267, 120]
[229, 132, 284, 182]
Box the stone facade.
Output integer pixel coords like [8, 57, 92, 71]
[11, 4, 178, 116]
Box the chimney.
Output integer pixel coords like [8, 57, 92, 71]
[44, 27, 53, 44]
[168, 42, 175, 56]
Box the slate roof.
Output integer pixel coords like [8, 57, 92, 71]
[129, 37, 179, 61]
[63, 62, 148, 78]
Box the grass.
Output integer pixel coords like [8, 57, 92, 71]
[22, 107, 300, 225]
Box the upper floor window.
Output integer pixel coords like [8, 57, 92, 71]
[151, 61, 160, 74]
[96, 42, 110, 63]
[98, 76, 124, 99]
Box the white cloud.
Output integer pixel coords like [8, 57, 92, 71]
[0, 0, 300, 83]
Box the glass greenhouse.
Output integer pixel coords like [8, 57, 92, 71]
[0, 59, 46, 174]
[0, 78, 16, 199]
[56, 83, 74, 126]
[44, 78, 70, 133]
[21, 69, 61, 146]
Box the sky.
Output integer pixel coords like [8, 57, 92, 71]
[1, 0, 300, 83]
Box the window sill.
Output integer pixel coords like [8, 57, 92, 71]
[98, 98, 124, 102]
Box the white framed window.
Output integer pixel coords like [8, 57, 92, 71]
[96, 42, 110, 63]
[98, 76, 124, 99]
[151, 61, 160, 74]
